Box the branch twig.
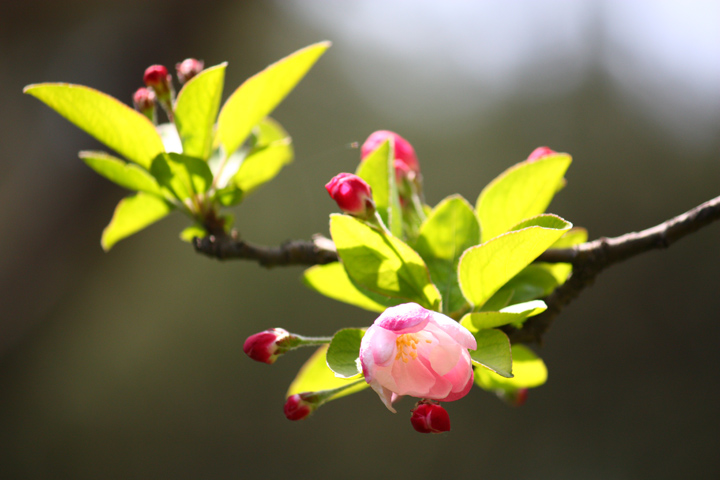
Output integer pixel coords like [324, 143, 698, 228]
[193, 195, 720, 342]
[507, 194, 720, 344]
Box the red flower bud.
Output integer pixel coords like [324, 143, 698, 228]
[361, 130, 420, 175]
[243, 328, 290, 364]
[410, 402, 451, 434]
[132, 87, 156, 121]
[284, 393, 317, 421]
[143, 65, 171, 95]
[176, 58, 205, 84]
[325, 173, 375, 218]
[527, 146, 556, 161]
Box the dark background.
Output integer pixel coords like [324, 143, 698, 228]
[1, 1, 719, 478]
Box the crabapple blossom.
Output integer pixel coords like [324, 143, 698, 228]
[527, 146, 556, 161]
[359, 303, 476, 412]
[361, 130, 419, 176]
[243, 328, 291, 364]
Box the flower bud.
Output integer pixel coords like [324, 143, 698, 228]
[176, 58, 205, 84]
[284, 393, 318, 421]
[143, 65, 172, 96]
[132, 87, 156, 122]
[361, 130, 420, 175]
[325, 173, 375, 219]
[243, 328, 291, 364]
[527, 146, 556, 161]
[410, 402, 451, 434]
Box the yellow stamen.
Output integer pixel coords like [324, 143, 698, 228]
[395, 334, 423, 363]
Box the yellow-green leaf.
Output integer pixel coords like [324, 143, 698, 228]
[287, 345, 368, 401]
[217, 41, 330, 157]
[458, 214, 571, 308]
[24, 83, 164, 168]
[330, 214, 442, 310]
[474, 344, 547, 391]
[79, 151, 162, 196]
[101, 192, 173, 251]
[303, 263, 403, 313]
[174, 63, 227, 160]
[477, 153, 571, 242]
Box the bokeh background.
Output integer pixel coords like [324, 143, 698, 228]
[1, 1, 719, 478]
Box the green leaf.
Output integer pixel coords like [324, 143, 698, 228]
[474, 344, 547, 391]
[355, 139, 402, 236]
[469, 329, 513, 378]
[101, 192, 173, 251]
[460, 300, 546, 332]
[458, 214, 571, 308]
[287, 345, 368, 401]
[150, 153, 213, 202]
[179, 224, 207, 243]
[24, 83, 164, 168]
[217, 41, 330, 157]
[303, 263, 403, 313]
[476, 153, 572, 242]
[330, 214, 441, 310]
[79, 151, 162, 195]
[326, 328, 365, 379]
[413, 195, 480, 314]
[232, 137, 293, 196]
[174, 63, 227, 160]
[536, 227, 589, 284]
[491, 264, 560, 307]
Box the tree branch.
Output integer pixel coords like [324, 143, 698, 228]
[193, 195, 720, 343]
[507, 194, 720, 344]
[193, 233, 338, 267]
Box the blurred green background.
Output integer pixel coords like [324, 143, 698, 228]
[1, 1, 719, 478]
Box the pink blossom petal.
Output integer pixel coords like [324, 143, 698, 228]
[368, 381, 397, 413]
[439, 373, 474, 402]
[429, 311, 477, 350]
[437, 353, 474, 402]
[429, 341, 461, 377]
[391, 355, 438, 397]
[360, 326, 397, 375]
[375, 303, 431, 333]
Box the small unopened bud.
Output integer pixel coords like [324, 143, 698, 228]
[361, 130, 420, 175]
[176, 58, 205, 84]
[284, 393, 319, 421]
[325, 173, 375, 219]
[143, 64, 175, 120]
[143, 65, 171, 96]
[243, 328, 292, 364]
[410, 401, 451, 434]
[132, 87, 156, 122]
[527, 146, 556, 161]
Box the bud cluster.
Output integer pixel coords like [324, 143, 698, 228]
[132, 58, 205, 123]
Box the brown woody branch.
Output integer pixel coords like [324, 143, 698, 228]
[194, 195, 720, 342]
[506, 194, 720, 344]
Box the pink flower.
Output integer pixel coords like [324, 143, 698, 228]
[359, 303, 477, 412]
[284, 393, 316, 421]
[527, 146, 556, 161]
[176, 58, 205, 84]
[361, 130, 419, 175]
[410, 402, 451, 434]
[325, 173, 375, 218]
[243, 328, 291, 364]
[132, 88, 156, 112]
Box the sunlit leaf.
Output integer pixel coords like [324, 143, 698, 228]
[217, 41, 330, 157]
[330, 214, 441, 310]
[477, 153, 571, 242]
[24, 83, 164, 168]
[356, 139, 402, 236]
[460, 300, 546, 331]
[458, 214, 571, 308]
[303, 262, 403, 312]
[179, 224, 207, 243]
[474, 344, 547, 391]
[413, 195, 479, 314]
[101, 192, 173, 251]
[287, 345, 369, 401]
[174, 63, 226, 160]
[79, 151, 162, 196]
[150, 153, 213, 202]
